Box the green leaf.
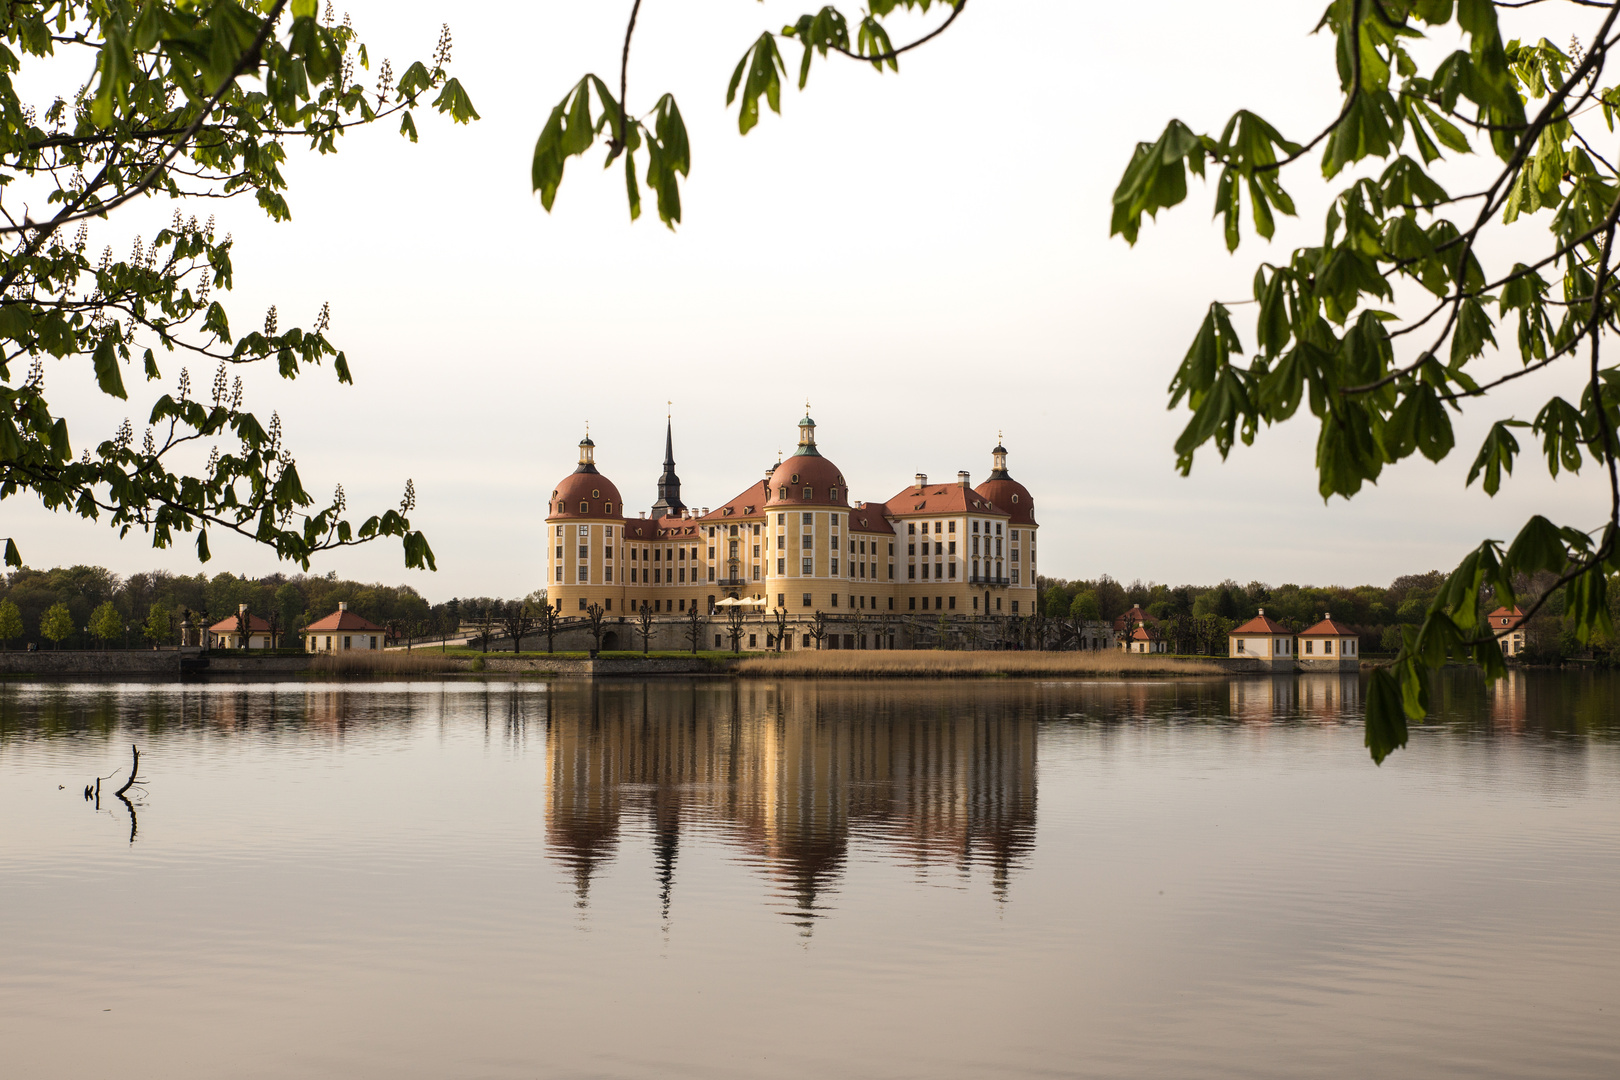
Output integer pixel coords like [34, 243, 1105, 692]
[1533, 396, 1586, 477]
[1504, 515, 1567, 577]
[1365, 668, 1410, 765]
[1465, 419, 1525, 495]
[728, 33, 786, 135]
[2, 538, 19, 568]
[93, 334, 127, 400]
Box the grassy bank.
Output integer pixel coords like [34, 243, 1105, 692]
[734, 650, 1226, 678]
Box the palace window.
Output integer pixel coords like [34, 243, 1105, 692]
[1011, 529, 1019, 539]
[555, 567, 562, 581]
[605, 503, 613, 514]
[555, 545, 562, 559]
[909, 597, 916, 610]
[777, 558, 785, 574]
[708, 567, 715, 581]
[578, 545, 588, 559]
[779, 486, 787, 498]
[777, 535, 784, 549]
[777, 514, 785, 525]
[579, 525, 589, 535]
[802, 535, 813, 549]
[948, 541, 956, 555]
[888, 543, 894, 556]
[831, 594, 838, 607]
[948, 522, 956, 533]
[908, 566, 916, 579]
[921, 597, 929, 610]
[996, 523, 1002, 535]
[605, 568, 614, 582]
[848, 539, 855, 553]
[972, 521, 979, 533]
[888, 565, 895, 579]
[579, 501, 588, 512]
[1012, 601, 1019, 613]
[803, 487, 813, 498]
[949, 597, 956, 609]
[556, 526, 563, 536]
[803, 593, 812, 607]
[921, 564, 929, 580]
[708, 546, 715, 558]
[802, 558, 814, 575]
[908, 523, 916, 534]
[753, 545, 760, 558]
[1011, 570, 1019, 583]
[888, 597, 894, 610]
[803, 513, 813, 525]
[1011, 549, 1019, 561]
[908, 543, 915, 555]
[948, 564, 956, 579]
[579, 598, 587, 610]
[830, 558, 839, 575]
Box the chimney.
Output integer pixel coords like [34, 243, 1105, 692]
[958, 470, 970, 487]
[1257, 608, 1264, 615]
[915, 472, 927, 491]
[639, 510, 646, 518]
[339, 602, 348, 612]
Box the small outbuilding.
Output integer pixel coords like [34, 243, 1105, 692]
[1228, 609, 1294, 671]
[1298, 614, 1359, 671]
[208, 604, 274, 649]
[303, 602, 384, 652]
[1486, 605, 1527, 656]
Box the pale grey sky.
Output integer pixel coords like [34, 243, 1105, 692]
[13, 1, 1611, 600]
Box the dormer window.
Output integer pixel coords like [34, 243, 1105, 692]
[778, 486, 787, 498]
[803, 487, 813, 498]
[579, 501, 588, 513]
[605, 503, 613, 514]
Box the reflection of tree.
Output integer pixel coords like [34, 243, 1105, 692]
[542, 680, 1040, 928]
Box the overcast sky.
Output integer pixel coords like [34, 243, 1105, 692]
[13, 0, 1613, 601]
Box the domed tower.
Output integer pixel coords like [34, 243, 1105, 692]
[974, 439, 1038, 610]
[757, 411, 857, 613]
[546, 433, 626, 617]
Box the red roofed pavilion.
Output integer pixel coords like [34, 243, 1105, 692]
[304, 602, 384, 653]
[1228, 609, 1295, 671]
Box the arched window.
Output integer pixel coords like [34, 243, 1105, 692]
[579, 500, 588, 513]
[778, 486, 786, 498]
[605, 503, 613, 514]
[803, 487, 813, 498]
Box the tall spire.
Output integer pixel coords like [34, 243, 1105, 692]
[652, 416, 685, 516]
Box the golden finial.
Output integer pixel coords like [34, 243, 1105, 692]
[805, 397, 812, 412]
[667, 400, 672, 419]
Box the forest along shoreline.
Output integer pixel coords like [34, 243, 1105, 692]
[0, 650, 1246, 679]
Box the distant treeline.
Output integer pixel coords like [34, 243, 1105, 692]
[0, 565, 531, 649]
[1036, 572, 1620, 662]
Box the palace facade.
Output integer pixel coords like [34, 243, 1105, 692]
[544, 413, 1040, 632]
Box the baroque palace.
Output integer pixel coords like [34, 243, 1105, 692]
[545, 412, 1039, 641]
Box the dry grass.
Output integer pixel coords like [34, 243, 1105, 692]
[307, 650, 466, 675]
[733, 650, 1225, 678]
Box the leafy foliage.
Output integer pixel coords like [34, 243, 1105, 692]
[1116, 0, 1620, 761]
[1, 2, 478, 571]
[530, 1, 965, 228]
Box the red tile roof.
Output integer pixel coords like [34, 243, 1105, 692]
[208, 612, 272, 634]
[1230, 612, 1292, 635]
[304, 608, 384, 632]
[1486, 606, 1526, 629]
[1300, 616, 1358, 636]
[700, 482, 771, 523]
[882, 483, 1009, 518]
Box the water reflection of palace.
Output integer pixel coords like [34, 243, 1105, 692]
[542, 681, 1038, 927]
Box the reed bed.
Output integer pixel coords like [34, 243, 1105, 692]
[307, 650, 467, 675]
[733, 650, 1225, 678]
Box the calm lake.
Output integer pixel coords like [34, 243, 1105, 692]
[2, 671, 1618, 1079]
